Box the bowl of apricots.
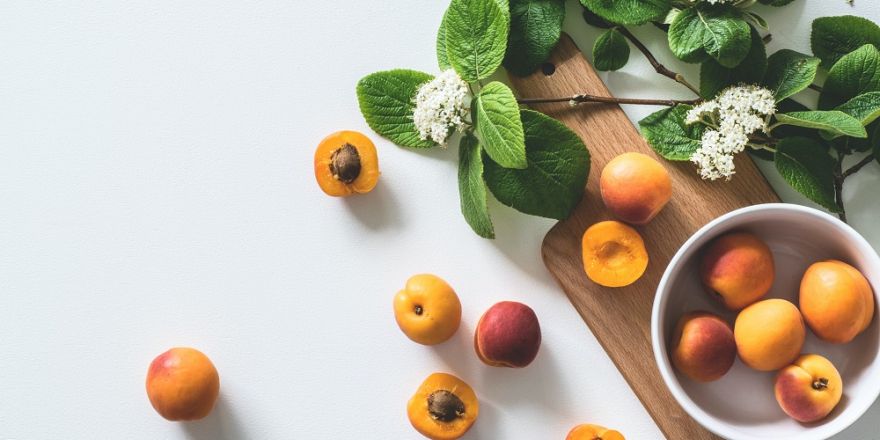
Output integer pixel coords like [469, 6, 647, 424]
[652, 203, 880, 440]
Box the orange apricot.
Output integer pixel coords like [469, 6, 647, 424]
[582, 220, 649, 287]
[407, 372, 478, 440]
[394, 274, 462, 345]
[314, 130, 379, 197]
[600, 152, 672, 225]
[145, 347, 219, 421]
[800, 260, 875, 344]
[566, 423, 625, 440]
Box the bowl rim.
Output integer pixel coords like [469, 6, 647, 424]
[651, 202, 880, 440]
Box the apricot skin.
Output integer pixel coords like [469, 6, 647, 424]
[566, 423, 625, 440]
[474, 301, 541, 368]
[700, 232, 775, 310]
[600, 152, 672, 225]
[775, 354, 843, 423]
[145, 347, 220, 421]
[800, 260, 875, 344]
[671, 312, 736, 382]
[394, 274, 462, 345]
[734, 299, 805, 371]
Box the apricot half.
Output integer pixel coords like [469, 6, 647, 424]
[582, 220, 649, 287]
[700, 231, 774, 310]
[800, 260, 874, 344]
[145, 347, 220, 421]
[566, 423, 625, 440]
[314, 130, 379, 196]
[600, 152, 672, 225]
[394, 274, 462, 345]
[407, 372, 478, 440]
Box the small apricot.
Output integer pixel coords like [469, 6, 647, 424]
[145, 347, 220, 421]
[407, 372, 478, 440]
[670, 312, 736, 382]
[600, 152, 672, 225]
[314, 130, 379, 197]
[566, 423, 625, 440]
[394, 274, 462, 345]
[700, 231, 775, 311]
[775, 354, 843, 423]
[582, 220, 649, 287]
[734, 299, 805, 371]
[800, 260, 875, 344]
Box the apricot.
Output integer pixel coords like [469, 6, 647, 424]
[734, 299, 805, 371]
[145, 347, 219, 421]
[599, 152, 672, 225]
[582, 220, 649, 288]
[775, 354, 843, 423]
[394, 274, 462, 345]
[700, 232, 775, 310]
[474, 301, 541, 368]
[566, 423, 625, 440]
[314, 130, 379, 197]
[407, 372, 478, 440]
[800, 260, 875, 344]
[670, 312, 736, 382]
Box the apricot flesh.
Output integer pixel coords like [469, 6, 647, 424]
[566, 423, 625, 440]
[474, 301, 541, 368]
[775, 354, 843, 423]
[145, 347, 220, 421]
[600, 152, 672, 225]
[582, 220, 649, 288]
[800, 260, 875, 344]
[394, 274, 462, 345]
[407, 372, 478, 440]
[700, 231, 775, 310]
[671, 312, 736, 382]
[734, 299, 805, 371]
[314, 130, 379, 197]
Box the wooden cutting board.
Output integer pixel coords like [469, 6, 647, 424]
[508, 34, 780, 439]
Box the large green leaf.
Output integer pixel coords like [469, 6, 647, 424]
[504, 0, 566, 77]
[444, 0, 510, 82]
[775, 137, 840, 212]
[819, 44, 880, 110]
[836, 92, 880, 126]
[700, 26, 766, 99]
[775, 111, 867, 139]
[668, 4, 752, 68]
[474, 82, 527, 169]
[458, 134, 494, 238]
[811, 16, 880, 69]
[593, 28, 630, 72]
[580, 0, 671, 26]
[639, 105, 705, 161]
[484, 110, 590, 219]
[762, 50, 821, 102]
[356, 70, 435, 148]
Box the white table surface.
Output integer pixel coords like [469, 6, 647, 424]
[1, 1, 878, 439]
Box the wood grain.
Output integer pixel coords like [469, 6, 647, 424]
[508, 34, 780, 440]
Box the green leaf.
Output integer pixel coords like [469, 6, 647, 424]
[836, 92, 880, 126]
[762, 50, 821, 102]
[638, 105, 705, 161]
[819, 44, 880, 110]
[580, 0, 671, 26]
[458, 134, 494, 238]
[504, 0, 566, 77]
[811, 16, 880, 69]
[484, 110, 590, 219]
[356, 70, 435, 148]
[474, 82, 528, 169]
[775, 111, 867, 139]
[775, 137, 840, 212]
[593, 28, 630, 71]
[668, 4, 752, 68]
[700, 26, 766, 99]
[772, 99, 823, 141]
[437, 12, 451, 70]
[582, 7, 614, 29]
[444, 0, 510, 82]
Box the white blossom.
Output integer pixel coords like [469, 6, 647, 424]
[412, 69, 470, 146]
[685, 85, 776, 180]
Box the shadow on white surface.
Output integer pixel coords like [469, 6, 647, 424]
[343, 180, 403, 230]
[181, 397, 246, 440]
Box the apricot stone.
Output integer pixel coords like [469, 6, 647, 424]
[800, 260, 875, 344]
[671, 312, 736, 382]
[146, 347, 220, 421]
[599, 152, 672, 225]
[700, 231, 775, 310]
[775, 354, 843, 423]
[734, 299, 805, 371]
[474, 301, 541, 368]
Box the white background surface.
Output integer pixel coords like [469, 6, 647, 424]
[1, 1, 878, 439]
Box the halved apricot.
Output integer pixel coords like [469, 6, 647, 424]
[566, 423, 625, 440]
[407, 373, 478, 440]
[314, 130, 379, 197]
[581, 220, 649, 287]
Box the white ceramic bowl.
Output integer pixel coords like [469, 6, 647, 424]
[652, 203, 880, 440]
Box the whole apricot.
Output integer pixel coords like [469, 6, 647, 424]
[599, 152, 672, 225]
[145, 347, 219, 421]
[734, 299, 805, 371]
[775, 354, 843, 423]
[394, 274, 462, 345]
[407, 372, 478, 440]
[582, 220, 649, 288]
[700, 231, 775, 310]
[474, 301, 541, 368]
[670, 312, 736, 382]
[566, 423, 625, 440]
[800, 260, 875, 344]
[314, 130, 379, 197]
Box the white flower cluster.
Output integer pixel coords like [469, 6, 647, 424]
[686, 85, 776, 180]
[412, 69, 470, 146]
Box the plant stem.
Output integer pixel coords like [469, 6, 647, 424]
[517, 94, 699, 107]
[616, 26, 702, 96]
[834, 150, 847, 223]
[843, 154, 876, 178]
[808, 83, 823, 93]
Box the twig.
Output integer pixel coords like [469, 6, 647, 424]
[834, 151, 847, 223]
[517, 94, 699, 107]
[808, 83, 824, 93]
[762, 34, 773, 44]
[616, 26, 701, 96]
[843, 154, 876, 178]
